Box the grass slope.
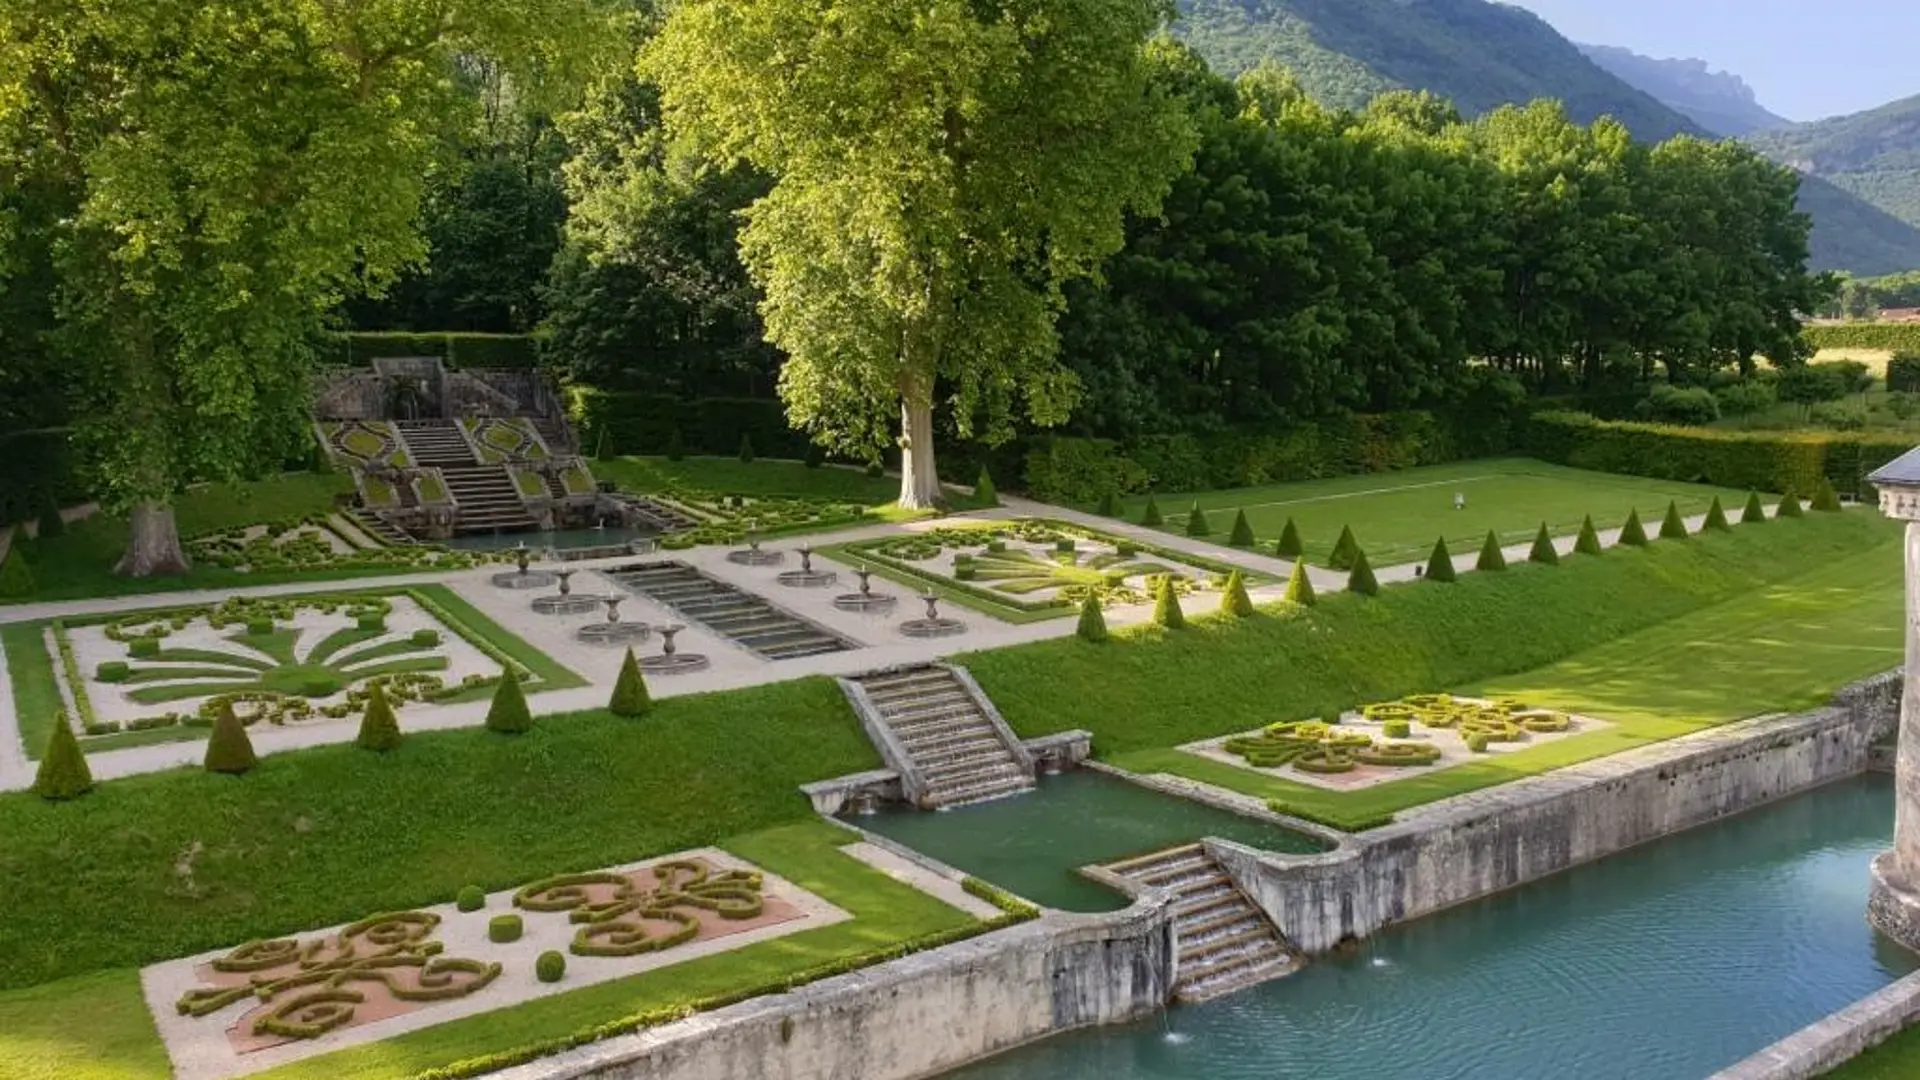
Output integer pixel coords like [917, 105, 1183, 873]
[961, 512, 1896, 827]
[1821, 1022, 1920, 1079]
[0, 680, 877, 991]
[592, 457, 901, 504]
[1122, 459, 1753, 567]
[0, 820, 980, 1080]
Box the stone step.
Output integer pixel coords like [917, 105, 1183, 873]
[1106, 843, 1205, 879]
[865, 679, 967, 705]
[888, 708, 990, 737]
[859, 668, 954, 693]
[1179, 913, 1271, 952]
[914, 742, 1018, 773]
[1131, 851, 1214, 884]
[877, 696, 980, 724]
[896, 726, 1003, 758]
[932, 772, 1036, 808]
[1175, 947, 1294, 1003]
[927, 759, 1029, 794]
[1141, 862, 1227, 893]
[1172, 882, 1239, 914]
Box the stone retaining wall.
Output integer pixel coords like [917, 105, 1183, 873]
[1216, 672, 1901, 954]
[490, 903, 1173, 1080]
[1708, 967, 1920, 1080]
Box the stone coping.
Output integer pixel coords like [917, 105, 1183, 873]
[1707, 965, 1920, 1080]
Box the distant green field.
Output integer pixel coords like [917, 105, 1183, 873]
[1119, 459, 1758, 567]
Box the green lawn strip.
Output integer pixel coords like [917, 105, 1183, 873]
[331, 638, 439, 669]
[118, 666, 259, 685]
[963, 509, 1894, 766]
[245, 821, 984, 1080]
[815, 540, 1072, 625]
[1818, 1021, 1920, 1079]
[307, 626, 382, 665]
[1106, 540, 1903, 830]
[151, 646, 275, 670]
[408, 584, 583, 690]
[595, 457, 902, 504]
[1119, 458, 1758, 567]
[0, 680, 879, 991]
[0, 968, 171, 1080]
[229, 627, 304, 665]
[4, 621, 62, 758]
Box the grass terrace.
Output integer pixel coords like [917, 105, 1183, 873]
[1118, 458, 1757, 568]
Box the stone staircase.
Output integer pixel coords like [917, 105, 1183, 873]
[1106, 844, 1295, 1002]
[609, 493, 702, 534]
[531, 415, 574, 455]
[345, 507, 413, 546]
[849, 667, 1035, 808]
[396, 420, 476, 468]
[440, 466, 538, 535]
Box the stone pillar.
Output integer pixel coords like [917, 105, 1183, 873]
[1869, 474, 1920, 950]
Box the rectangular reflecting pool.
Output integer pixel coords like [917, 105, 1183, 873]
[944, 773, 1917, 1080]
[852, 769, 1328, 912]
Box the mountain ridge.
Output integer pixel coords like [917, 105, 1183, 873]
[1172, 0, 1920, 274]
[1576, 43, 1789, 137]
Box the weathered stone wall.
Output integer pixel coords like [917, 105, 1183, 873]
[312, 371, 387, 421]
[1218, 673, 1901, 954]
[1708, 967, 1920, 1080]
[490, 904, 1173, 1080]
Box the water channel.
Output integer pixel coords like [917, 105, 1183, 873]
[854, 769, 1328, 911]
[441, 525, 658, 552]
[934, 772, 1913, 1080]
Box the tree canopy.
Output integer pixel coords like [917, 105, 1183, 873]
[641, 0, 1199, 506]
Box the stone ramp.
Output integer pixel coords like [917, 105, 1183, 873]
[1105, 843, 1295, 1002]
[606, 560, 853, 660]
[845, 665, 1036, 808]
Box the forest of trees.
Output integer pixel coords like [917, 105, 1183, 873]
[0, 0, 1836, 566]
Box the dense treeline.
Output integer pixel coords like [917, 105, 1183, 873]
[1820, 271, 1920, 319]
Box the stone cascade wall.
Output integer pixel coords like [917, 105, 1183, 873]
[1219, 673, 1900, 955]
[494, 906, 1174, 1080]
[312, 371, 388, 421]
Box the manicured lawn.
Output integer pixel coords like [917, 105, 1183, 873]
[1117, 458, 1758, 567]
[0, 820, 984, 1080]
[594, 456, 903, 504]
[6, 584, 584, 760]
[0, 680, 879, 991]
[960, 511, 1898, 830]
[3, 473, 363, 605]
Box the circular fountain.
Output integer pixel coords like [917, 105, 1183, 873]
[639, 623, 710, 675]
[491, 543, 558, 590]
[833, 565, 898, 613]
[899, 592, 967, 639]
[776, 544, 838, 588]
[575, 595, 652, 647]
[531, 568, 602, 616]
[726, 530, 784, 566]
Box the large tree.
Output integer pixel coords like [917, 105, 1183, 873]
[0, 0, 612, 574]
[643, 0, 1198, 507]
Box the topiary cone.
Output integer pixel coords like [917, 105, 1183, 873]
[1777, 488, 1804, 518]
[1221, 570, 1254, 617]
[356, 682, 402, 751]
[32, 718, 93, 800]
[1742, 491, 1767, 524]
[1347, 549, 1379, 596]
[1812, 476, 1843, 512]
[1141, 494, 1163, 527]
[0, 545, 36, 600]
[1574, 515, 1603, 556]
[1476, 530, 1507, 572]
[737, 433, 755, 464]
[1704, 496, 1731, 531]
[485, 669, 534, 734]
[1185, 501, 1212, 538]
[609, 647, 652, 717]
[1275, 517, 1304, 559]
[1326, 525, 1359, 571]
[1659, 500, 1689, 540]
[1284, 561, 1316, 606]
[1076, 592, 1108, 643]
[1619, 509, 1649, 546]
[1528, 522, 1559, 565]
[1227, 509, 1255, 548]
[1153, 578, 1186, 629]
[1425, 537, 1456, 582]
[205, 702, 258, 775]
[975, 466, 998, 507]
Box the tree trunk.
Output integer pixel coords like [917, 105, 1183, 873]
[896, 383, 945, 510]
[116, 501, 191, 577]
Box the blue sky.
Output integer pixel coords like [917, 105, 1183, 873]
[1504, 0, 1919, 122]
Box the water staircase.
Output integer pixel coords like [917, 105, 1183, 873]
[844, 666, 1036, 808]
[1105, 843, 1296, 1002]
[605, 561, 853, 659]
[397, 420, 537, 535]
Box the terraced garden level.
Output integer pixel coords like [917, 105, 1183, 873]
[605, 562, 854, 660]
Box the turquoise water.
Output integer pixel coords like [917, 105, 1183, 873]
[854, 770, 1328, 912]
[946, 774, 1916, 1080]
[441, 526, 656, 552]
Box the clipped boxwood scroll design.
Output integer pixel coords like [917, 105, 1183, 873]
[174, 911, 500, 1040]
[514, 859, 765, 958]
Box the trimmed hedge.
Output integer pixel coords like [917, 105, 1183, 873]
[568, 388, 808, 460]
[609, 649, 652, 718]
[1804, 323, 1920, 353]
[1347, 550, 1379, 596]
[485, 671, 534, 734]
[1275, 517, 1303, 559]
[1153, 579, 1186, 629]
[1140, 495, 1162, 527]
[1185, 501, 1211, 538]
[1284, 562, 1316, 606]
[1779, 489, 1805, 518]
[357, 683, 402, 752]
[332, 332, 540, 369]
[1425, 537, 1456, 582]
[1574, 515, 1604, 555]
[536, 950, 566, 983]
[1528, 523, 1559, 565]
[456, 886, 487, 913]
[1327, 526, 1360, 571]
[1076, 593, 1109, 643]
[32, 721, 93, 800]
[0, 546, 35, 599]
[1524, 410, 1911, 499]
[1813, 476, 1844, 512]
[1221, 570, 1254, 617]
[1704, 496, 1731, 532]
[488, 914, 523, 944]
[1477, 530, 1507, 572]
[1227, 509, 1255, 547]
[1660, 501, 1690, 540]
[1888, 352, 1920, 394]
[1743, 491, 1768, 524]
[205, 704, 258, 775]
[1619, 509, 1649, 546]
